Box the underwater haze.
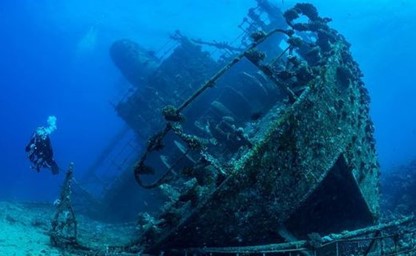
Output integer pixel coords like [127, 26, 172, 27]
[0, 0, 415, 204]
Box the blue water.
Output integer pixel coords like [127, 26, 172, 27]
[0, 0, 415, 202]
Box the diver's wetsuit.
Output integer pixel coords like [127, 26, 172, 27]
[25, 133, 59, 175]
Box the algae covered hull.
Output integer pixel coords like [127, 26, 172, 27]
[109, 2, 380, 254]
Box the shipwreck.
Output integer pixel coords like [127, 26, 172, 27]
[50, 2, 406, 255]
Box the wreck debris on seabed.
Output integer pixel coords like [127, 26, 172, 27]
[49, 163, 86, 251]
[49, 1, 416, 256]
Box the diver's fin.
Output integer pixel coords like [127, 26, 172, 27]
[50, 161, 60, 175]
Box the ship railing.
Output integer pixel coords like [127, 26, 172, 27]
[177, 216, 416, 256]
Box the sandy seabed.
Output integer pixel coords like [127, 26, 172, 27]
[0, 201, 62, 255]
[0, 201, 137, 256]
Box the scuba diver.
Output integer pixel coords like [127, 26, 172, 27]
[25, 116, 60, 175]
